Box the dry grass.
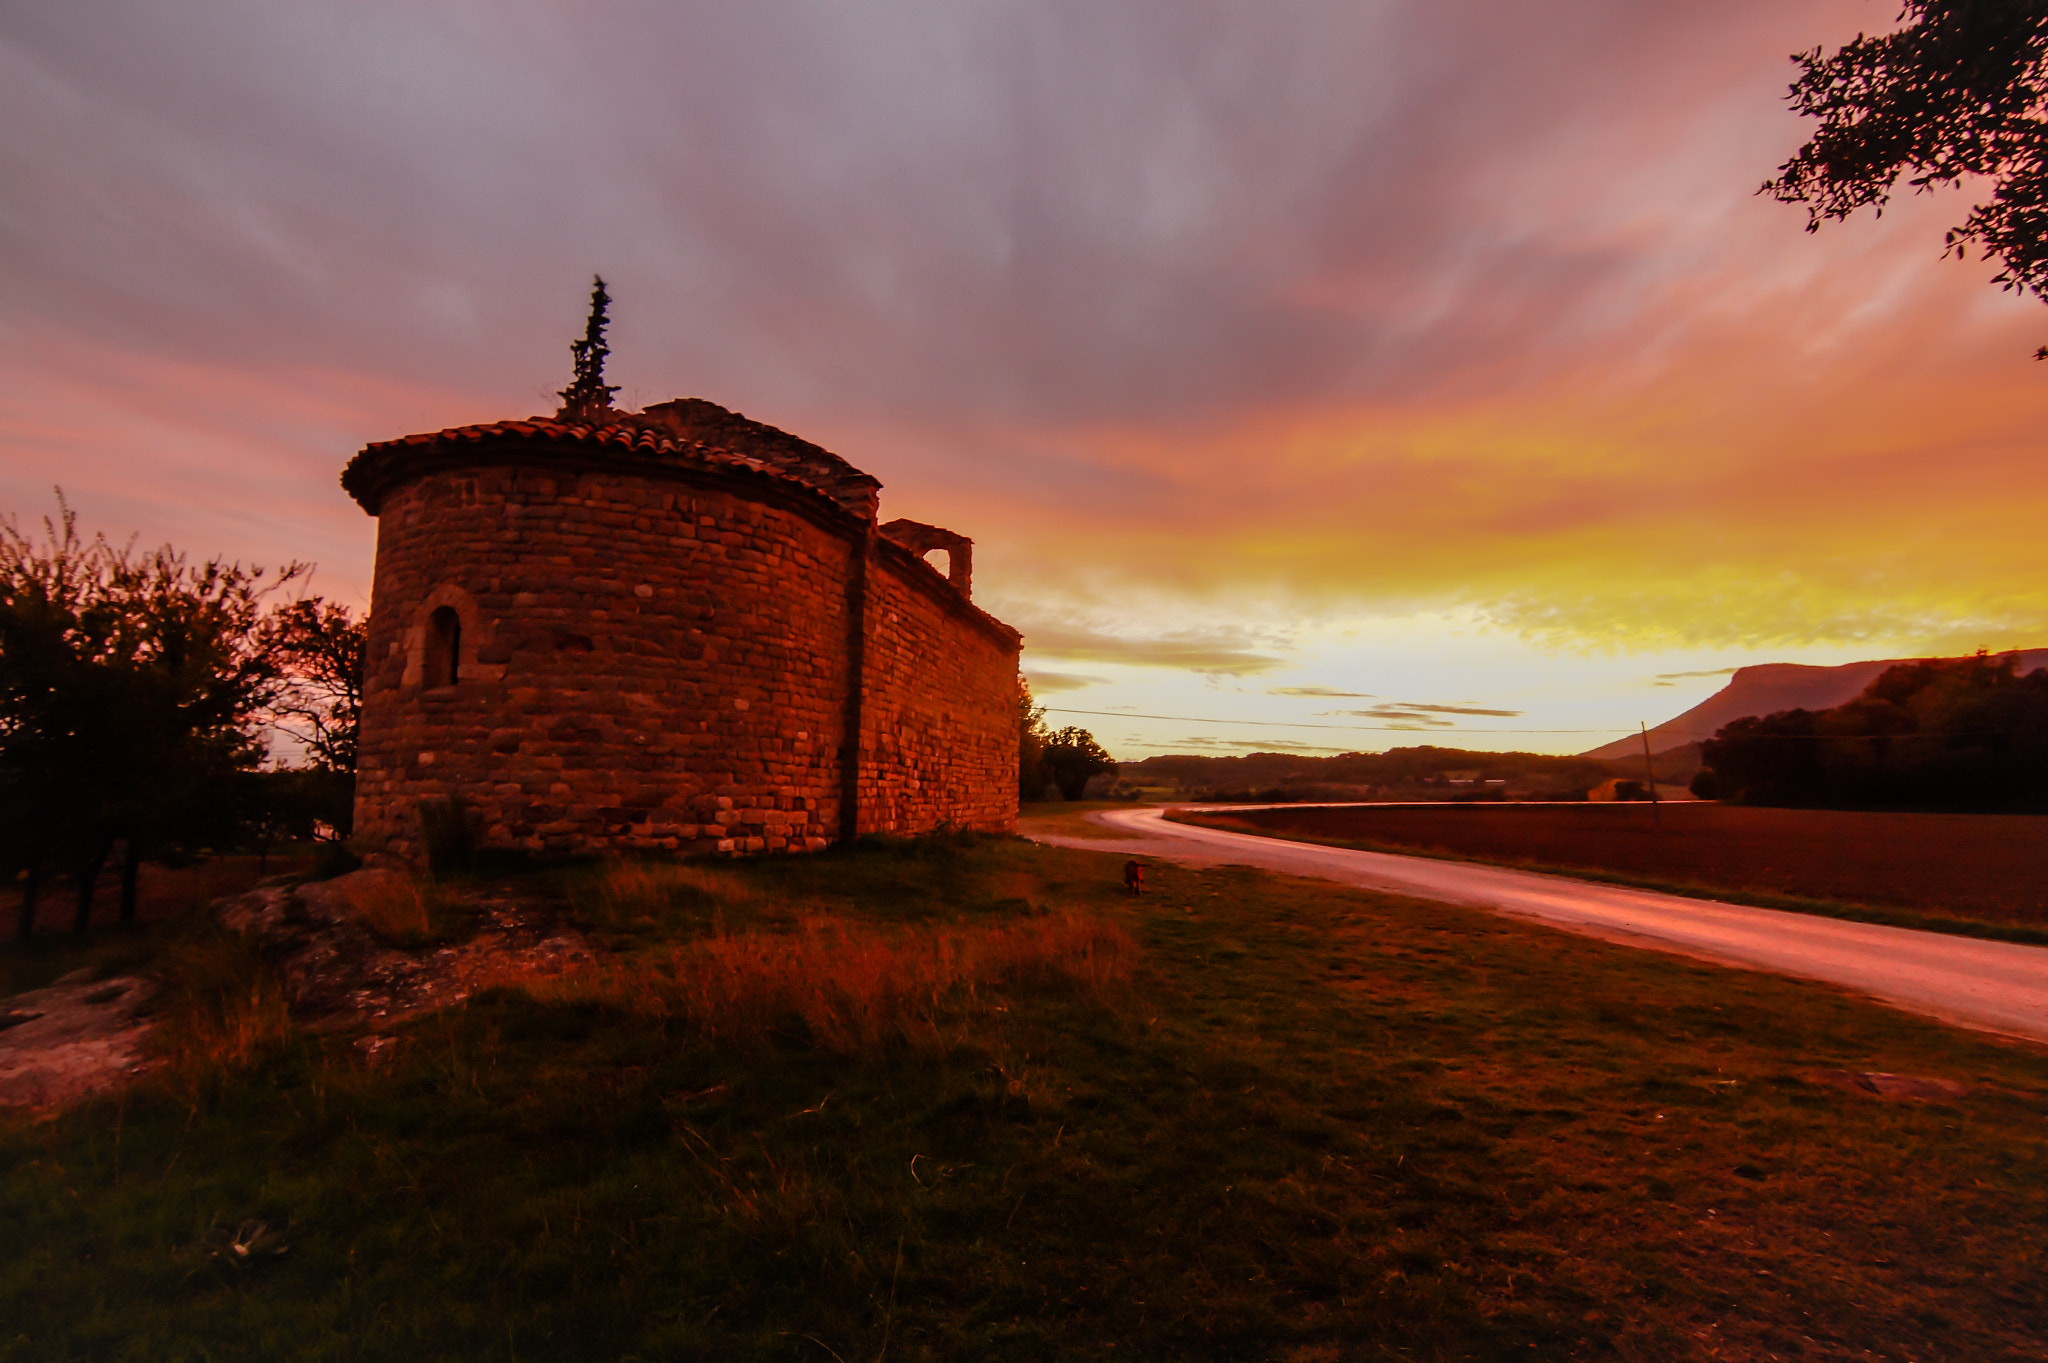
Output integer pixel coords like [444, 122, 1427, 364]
[143, 929, 296, 1103]
[11, 838, 2048, 1359]
[350, 873, 463, 947]
[574, 859, 759, 933]
[525, 910, 1135, 1053]
[671, 1125, 838, 1239]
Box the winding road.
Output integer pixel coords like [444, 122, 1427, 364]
[1032, 805, 2048, 1044]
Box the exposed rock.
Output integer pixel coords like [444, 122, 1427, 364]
[219, 873, 594, 1033]
[0, 972, 157, 1111]
[3, 873, 596, 1114]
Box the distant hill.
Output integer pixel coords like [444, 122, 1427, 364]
[1118, 746, 1624, 799]
[1584, 649, 2048, 759]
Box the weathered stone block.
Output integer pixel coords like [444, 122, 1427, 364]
[343, 401, 1021, 861]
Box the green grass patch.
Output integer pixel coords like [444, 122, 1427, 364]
[4, 835, 2047, 1359]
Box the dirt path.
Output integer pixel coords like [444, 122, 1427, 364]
[1033, 806, 2048, 1044]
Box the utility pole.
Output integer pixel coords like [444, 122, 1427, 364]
[1639, 721, 1662, 831]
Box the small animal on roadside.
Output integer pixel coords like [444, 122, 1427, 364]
[1123, 859, 1145, 896]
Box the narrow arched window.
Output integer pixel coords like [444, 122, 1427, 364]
[426, 606, 461, 687]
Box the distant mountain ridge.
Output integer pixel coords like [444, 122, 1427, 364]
[1583, 649, 2048, 760]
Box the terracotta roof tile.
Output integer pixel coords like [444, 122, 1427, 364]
[343, 403, 885, 522]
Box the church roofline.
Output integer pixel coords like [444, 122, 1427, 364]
[339, 406, 1018, 650]
[340, 399, 881, 523]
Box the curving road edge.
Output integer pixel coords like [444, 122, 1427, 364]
[1032, 805, 2048, 1045]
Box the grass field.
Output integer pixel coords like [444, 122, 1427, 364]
[5, 835, 2048, 1360]
[1016, 800, 1149, 841]
[1174, 802, 2048, 941]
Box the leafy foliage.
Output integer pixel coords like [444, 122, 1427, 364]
[1017, 680, 1049, 799]
[1762, 2, 2048, 346]
[1040, 726, 1115, 802]
[1016, 681, 1115, 801]
[258, 598, 364, 840]
[0, 500, 305, 935]
[263, 598, 363, 774]
[1699, 651, 2048, 809]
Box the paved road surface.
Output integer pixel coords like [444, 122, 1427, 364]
[1032, 806, 2048, 1044]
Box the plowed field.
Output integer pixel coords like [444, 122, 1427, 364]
[1177, 802, 2048, 925]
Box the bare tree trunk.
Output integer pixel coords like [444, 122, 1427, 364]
[71, 843, 108, 936]
[16, 859, 42, 943]
[118, 838, 143, 926]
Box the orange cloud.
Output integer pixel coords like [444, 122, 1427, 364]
[950, 224, 2048, 657]
[6, 0, 2039, 697]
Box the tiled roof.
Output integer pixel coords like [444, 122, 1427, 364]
[363, 415, 780, 475]
[342, 401, 882, 521]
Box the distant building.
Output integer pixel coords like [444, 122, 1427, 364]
[340, 390, 1020, 861]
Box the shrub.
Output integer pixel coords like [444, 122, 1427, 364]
[349, 873, 464, 948]
[417, 796, 476, 876]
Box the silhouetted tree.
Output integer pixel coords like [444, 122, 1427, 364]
[1041, 726, 1116, 802]
[0, 503, 139, 937]
[0, 500, 299, 937]
[1017, 680, 1050, 800]
[1698, 652, 2048, 809]
[1763, 3, 2048, 351]
[266, 598, 363, 772]
[264, 597, 364, 837]
[238, 767, 348, 868]
[557, 275, 621, 419]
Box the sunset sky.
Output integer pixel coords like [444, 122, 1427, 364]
[5, 0, 2045, 759]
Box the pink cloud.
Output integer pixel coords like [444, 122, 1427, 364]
[7, 0, 2041, 659]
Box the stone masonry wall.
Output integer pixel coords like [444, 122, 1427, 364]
[856, 549, 1020, 834]
[356, 466, 855, 859]
[354, 459, 1019, 859]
